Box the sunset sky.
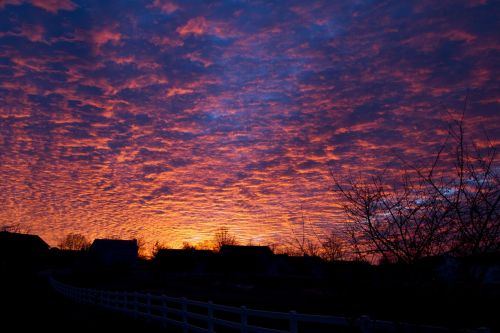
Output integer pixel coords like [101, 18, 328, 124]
[0, 0, 499, 249]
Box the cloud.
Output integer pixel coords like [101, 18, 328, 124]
[177, 17, 208, 36]
[150, 0, 179, 14]
[92, 29, 122, 48]
[166, 87, 194, 97]
[0, 0, 498, 250]
[176, 16, 239, 39]
[0, 0, 77, 13]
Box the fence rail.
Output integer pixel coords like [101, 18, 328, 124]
[49, 277, 488, 333]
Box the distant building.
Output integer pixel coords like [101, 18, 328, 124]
[0, 231, 50, 269]
[219, 245, 274, 257]
[89, 239, 138, 268]
[280, 255, 326, 278]
[154, 248, 215, 274]
[218, 245, 276, 276]
[462, 252, 500, 285]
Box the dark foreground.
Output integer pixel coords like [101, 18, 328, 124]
[2, 266, 499, 333]
[0, 271, 165, 333]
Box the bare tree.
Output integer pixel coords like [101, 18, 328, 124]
[284, 206, 348, 259]
[151, 240, 169, 258]
[333, 172, 450, 263]
[135, 237, 149, 259]
[213, 226, 238, 251]
[287, 208, 321, 257]
[58, 233, 90, 251]
[412, 107, 500, 256]
[182, 241, 196, 250]
[332, 99, 499, 262]
[320, 230, 346, 261]
[194, 240, 214, 250]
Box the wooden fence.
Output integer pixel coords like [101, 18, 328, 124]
[49, 277, 488, 333]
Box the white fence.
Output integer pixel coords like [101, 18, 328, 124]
[49, 277, 488, 333]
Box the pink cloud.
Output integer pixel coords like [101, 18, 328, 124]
[177, 17, 208, 36]
[150, 35, 184, 48]
[30, 0, 77, 13]
[184, 52, 213, 68]
[93, 29, 122, 47]
[22, 24, 46, 42]
[176, 16, 240, 39]
[0, 24, 46, 43]
[0, 0, 77, 13]
[166, 87, 194, 97]
[150, 0, 178, 14]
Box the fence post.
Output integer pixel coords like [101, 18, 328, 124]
[358, 315, 372, 333]
[146, 293, 152, 322]
[208, 301, 214, 332]
[182, 297, 188, 333]
[241, 306, 248, 333]
[289, 310, 298, 333]
[133, 292, 139, 319]
[109, 291, 113, 308]
[122, 292, 126, 311]
[161, 295, 168, 329]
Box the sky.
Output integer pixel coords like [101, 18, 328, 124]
[0, 0, 499, 249]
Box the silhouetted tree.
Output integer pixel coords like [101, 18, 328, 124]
[182, 242, 196, 250]
[151, 241, 169, 258]
[333, 172, 449, 263]
[287, 208, 321, 257]
[333, 99, 499, 262]
[320, 231, 346, 261]
[58, 233, 90, 251]
[193, 240, 213, 250]
[413, 109, 500, 256]
[135, 237, 149, 258]
[213, 227, 238, 251]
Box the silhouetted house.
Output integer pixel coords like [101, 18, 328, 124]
[154, 249, 215, 274]
[414, 254, 461, 284]
[219, 245, 273, 257]
[218, 245, 276, 276]
[89, 239, 138, 268]
[47, 248, 87, 268]
[280, 255, 326, 278]
[482, 260, 500, 285]
[0, 231, 49, 269]
[462, 252, 500, 285]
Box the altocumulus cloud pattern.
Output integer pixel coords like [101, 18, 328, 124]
[0, 0, 499, 247]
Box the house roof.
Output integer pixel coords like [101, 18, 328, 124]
[0, 231, 49, 252]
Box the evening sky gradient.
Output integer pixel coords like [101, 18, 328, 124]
[0, 0, 499, 249]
